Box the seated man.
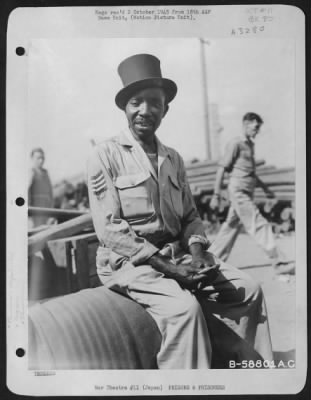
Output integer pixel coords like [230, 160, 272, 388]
[87, 54, 273, 369]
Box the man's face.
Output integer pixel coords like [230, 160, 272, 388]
[125, 87, 168, 139]
[243, 119, 262, 140]
[32, 151, 45, 168]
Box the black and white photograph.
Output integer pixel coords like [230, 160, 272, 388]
[6, 4, 306, 396]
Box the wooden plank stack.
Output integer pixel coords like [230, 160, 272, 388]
[185, 159, 295, 205]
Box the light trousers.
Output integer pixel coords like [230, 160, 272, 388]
[209, 185, 278, 262]
[98, 250, 273, 369]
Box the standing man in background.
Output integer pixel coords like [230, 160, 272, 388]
[28, 148, 54, 227]
[209, 112, 293, 272]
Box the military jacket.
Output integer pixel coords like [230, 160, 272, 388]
[87, 129, 205, 270]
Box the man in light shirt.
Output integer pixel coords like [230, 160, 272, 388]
[209, 113, 293, 273]
[88, 55, 273, 369]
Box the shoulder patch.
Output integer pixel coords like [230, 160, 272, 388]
[90, 171, 107, 197]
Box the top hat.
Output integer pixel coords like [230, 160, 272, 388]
[115, 54, 177, 110]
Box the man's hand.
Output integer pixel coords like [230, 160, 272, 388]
[189, 243, 220, 287]
[170, 263, 218, 289]
[149, 252, 218, 290]
[209, 194, 220, 210]
[191, 249, 215, 269]
[256, 175, 275, 199]
[191, 251, 220, 287]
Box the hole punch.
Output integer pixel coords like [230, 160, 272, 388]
[15, 197, 25, 206]
[16, 47, 25, 56]
[16, 348, 25, 357]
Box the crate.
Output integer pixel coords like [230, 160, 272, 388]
[28, 232, 101, 301]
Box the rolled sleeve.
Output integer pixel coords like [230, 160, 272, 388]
[88, 147, 159, 267]
[177, 156, 207, 249]
[219, 139, 240, 172]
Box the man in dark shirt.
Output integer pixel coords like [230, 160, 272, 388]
[28, 148, 54, 227]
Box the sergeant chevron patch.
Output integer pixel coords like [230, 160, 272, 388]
[90, 171, 107, 197]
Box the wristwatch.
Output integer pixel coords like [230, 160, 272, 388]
[188, 235, 211, 250]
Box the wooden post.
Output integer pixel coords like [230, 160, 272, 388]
[28, 207, 86, 222]
[200, 38, 212, 160]
[74, 239, 91, 290]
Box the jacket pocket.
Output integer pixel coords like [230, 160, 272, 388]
[168, 174, 183, 218]
[114, 172, 154, 219]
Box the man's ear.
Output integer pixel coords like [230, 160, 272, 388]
[163, 104, 169, 118]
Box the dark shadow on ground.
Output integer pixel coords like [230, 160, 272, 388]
[196, 300, 269, 369]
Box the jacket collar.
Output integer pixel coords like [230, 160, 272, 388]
[118, 128, 171, 159]
[156, 136, 170, 159]
[117, 129, 134, 147]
